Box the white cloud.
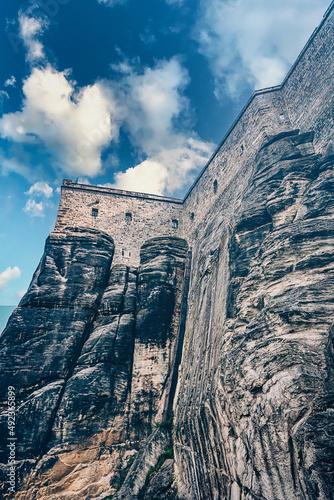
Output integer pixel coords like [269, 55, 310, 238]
[0, 154, 37, 179]
[4, 76, 16, 87]
[108, 57, 214, 195]
[0, 267, 21, 291]
[114, 137, 213, 195]
[18, 13, 49, 64]
[117, 57, 190, 152]
[23, 199, 45, 217]
[114, 160, 168, 195]
[0, 66, 120, 176]
[23, 181, 55, 217]
[196, 0, 328, 99]
[2, 10, 212, 197]
[25, 181, 53, 198]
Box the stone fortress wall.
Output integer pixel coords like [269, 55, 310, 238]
[55, 182, 183, 265]
[182, 1, 334, 250]
[54, 2, 334, 265]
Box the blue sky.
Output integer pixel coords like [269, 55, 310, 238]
[0, 0, 330, 325]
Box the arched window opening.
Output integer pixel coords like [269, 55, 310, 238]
[213, 180, 218, 194]
[125, 213, 132, 222]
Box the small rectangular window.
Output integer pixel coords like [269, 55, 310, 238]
[125, 212, 132, 221]
[92, 208, 98, 217]
[172, 219, 178, 229]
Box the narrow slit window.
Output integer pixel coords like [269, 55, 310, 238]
[92, 208, 98, 217]
[213, 179, 218, 194]
[125, 212, 132, 221]
[172, 219, 178, 229]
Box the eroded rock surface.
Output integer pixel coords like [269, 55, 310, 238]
[174, 131, 334, 499]
[0, 233, 188, 500]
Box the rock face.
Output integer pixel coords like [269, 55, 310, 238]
[0, 228, 115, 462]
[0, 231, 188, 499]
[174, 131, 334, 499]
[0, 131, 333, 500]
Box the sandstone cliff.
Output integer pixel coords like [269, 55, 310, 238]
[174, 130, 334, 500]
[0, 231, 188, 499]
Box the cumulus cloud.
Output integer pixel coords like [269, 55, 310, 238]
[2, 8, 212, 196]
[108, 57, 214, 195]
[114, 137, 212, 195]
[196, 0, 328, 99]
[25, 181, 53, 198]
[24, 181, 54, 217]
[23, 199, 45, 217]
[0, 267, 21, 290]
[115, 57, 190, 151]
[0, 65, 120, 176]
[113, 160, 168, 194]
[0, 45, 212, 193]
[18, 12, 49, 63]
[4, 76, 16, 87]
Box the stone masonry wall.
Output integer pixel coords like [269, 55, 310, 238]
[55, 181, 183, 266]
[182, 89, 292, 251]
[282, 2, 334, 153]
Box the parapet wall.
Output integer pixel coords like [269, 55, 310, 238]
[54, 3, 334, 266]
